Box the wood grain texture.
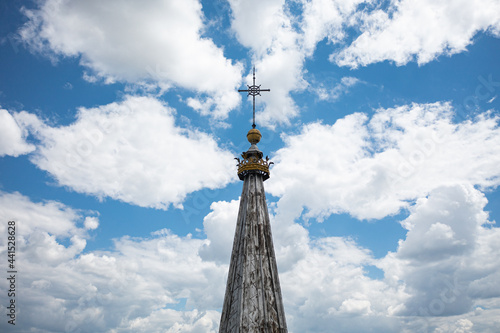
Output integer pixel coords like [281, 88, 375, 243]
[219, 173, 287, 333]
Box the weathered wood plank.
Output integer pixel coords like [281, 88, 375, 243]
[219, 172, 287, 333]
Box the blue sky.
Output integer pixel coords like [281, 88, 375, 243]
[1, 0, 500, 332]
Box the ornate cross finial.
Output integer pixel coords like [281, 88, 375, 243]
[238, 67, 270, 128]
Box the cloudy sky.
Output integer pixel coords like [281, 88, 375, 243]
[1, 0, 500, 332]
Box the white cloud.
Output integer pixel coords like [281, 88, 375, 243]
[379, 185, 500, 321]
[229, 0, 288, 56]
[1, 190, 394, 333]
[268, 102, 500, 220]
[19, 0, 243, 119]
[17, 0, 500, 125]
[122, 309, 220, 333]
[228, 0, 308, 128]
[2, 187, 500, 332]
[228, 0, 368, 128]
[227, 0, 500, 126]
[0, 108, 35, 157]
[199, 199, 239, 264]
[84, 216, 99, 230]
[311, 76, 361, 102]
[279, 234, 407, 332]
[0, 191, 225, 332]
[276, 184, 500, 332]
[300, 0, 368, 54]
[0, 191, 84, 238]
[339, 298, 372, 314]
[14, 96, 236, 209]
[229, 0, 500, 126]
[253, 48, 308, 129]
[332, 0, 500, 67]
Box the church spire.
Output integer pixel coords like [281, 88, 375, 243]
[219, 69, 287, 333]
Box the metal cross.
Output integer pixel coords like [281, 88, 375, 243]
[238, 67, 270, 128]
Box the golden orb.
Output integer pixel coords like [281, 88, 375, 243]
[247, 128, 262, 144]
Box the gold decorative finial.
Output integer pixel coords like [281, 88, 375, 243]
[235, 152, 273, 181]
[247, 128, 262, 144]
[235, 128, 273, 181]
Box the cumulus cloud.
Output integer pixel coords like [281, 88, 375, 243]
[0, 108, 35, 157]
[332, 0, 500, 67]
[228, 0, 367, 127]
[252, 49, 309, 128]
[273, 184, 500, 332]
[280, 235, 404, 332]
[0, 190, 394, 333]
[16, 0, 500, 126]
[228, 0, 308, 128]
[0, 191, 85, 238]
[379, 185, 500, 323]
[84, 216, 99, 230]
[268, 102, 500, 220]
[0, 191, 225, 332]
[300, 0, 368, 54]
[14, 96, 236, 209]
[310, 76, 361, 102]
[260, 98, 500, 330]
[199, 199, 239, 264]
[121, 309, 221, 333]
[1, 187, 500, 332]
[198, 191, 499, 332]
[228, 0, 500, 127]
[227, 0, 500, 126]
[19, 0, 243, 119]
[229, 0, 288, 56]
